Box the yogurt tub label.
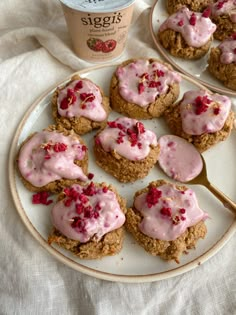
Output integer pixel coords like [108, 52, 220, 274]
[60, 0, 135, 62]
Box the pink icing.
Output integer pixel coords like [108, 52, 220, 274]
[18, 131, 87, 187]
[210, 0, 236, 22]
[57, 79, 107, 121]
[158, 135, 203, 182]
[134, 183, 208, 241]
[51, 183, 125, 243]
[219, 37, 236, 64]
[159, 7, 216, 47]
[180, 90, 231, 135]
[96, 117, 158, 161]
[116, 59, 181, 107]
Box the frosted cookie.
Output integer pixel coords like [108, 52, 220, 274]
[164, 89, 234, 152]
[166, 0, 215, 14]
[52, 75, 110, 135]
[16, 125, 88, 193]
[157, 135, 203, 182]
[208, 35, 236, 90]
[94, 117, 160, 183]
[125, 180, 208, 262]
[48, 182, 126, 259]
[110, 58, 181, 119]
[209, 0, 236, 41]
[158, 7, 216, 59]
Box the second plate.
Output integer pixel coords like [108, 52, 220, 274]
[149, 0, 236, 97]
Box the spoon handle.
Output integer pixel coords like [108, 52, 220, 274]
[204, 181, 236, 215]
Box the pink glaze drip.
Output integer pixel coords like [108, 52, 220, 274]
[18, 131, 87, 187]
[158, 135, 203, 182]
[159, 7, 216, 47]
[96, 117, 158, 161]
[51, 183, 125, 243]
[219, 37, 236, 64]
[57, 79, 107, 121]
[210, 0, 236, 22]
[180, 90, 231, 135]
[116, 59, 181, 107]
[135, 184, 208, 241]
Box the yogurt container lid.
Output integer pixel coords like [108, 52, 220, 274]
[60, 0, 136, 13]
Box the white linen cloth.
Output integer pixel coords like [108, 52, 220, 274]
[1, 1, 236, 314]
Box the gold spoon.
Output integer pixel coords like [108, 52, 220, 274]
[185, 155, 236, 215]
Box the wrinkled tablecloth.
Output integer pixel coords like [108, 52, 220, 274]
[1, 0, 236, 314]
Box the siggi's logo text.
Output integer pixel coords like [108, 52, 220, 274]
[81, 12, 122, 28]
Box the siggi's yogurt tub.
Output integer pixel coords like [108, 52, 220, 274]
[60, 0, 136, 62]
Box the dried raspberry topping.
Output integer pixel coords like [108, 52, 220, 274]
[43, 143, 52, 151]
[53, 142, 67, 152]
[32, 191, 53, 205]
[172, 215, 180, 225]
[88, 173, 94, 180]
[102, 186, 108, 193]
[160, 207, 172, 216]
[178, 20, 184, 26]
[202, 8, 211, 18]
[146, 187, 162, 208]
[140, 72, 149, 80]
[60, 89, 77, 110]
[79, 193, 88, 204]
[64, 187, 79, 201]
[194, 95, 211, 115]
[148, 81, 161, 88]
[181, 216, 186, 221]
[189, 13, 197, 26]
[234, 48, 236, 54]
[138, 82, 145, 94]
[231, 33, 236, 40]
[213, 107, 220, 115]
[64, 198, 72, 207]
[80, 92, 95, 102]
[179, 208, 186, 214]
[107, 121, 117, 128]
[136, 122, 145, 134]
[217, 0, 227, 10]
[83, 182, 97, 196]
[155, 69, 164, 77]
[81, 145, 87, 152]
[117, 123, 125, 130]
[137, 69, 164, 94]
[71, 217, 86, 232]
[75, 203, 83, 214]
[74, 80, 83, 91]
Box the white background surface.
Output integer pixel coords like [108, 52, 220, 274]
[1, 0, 236, 314]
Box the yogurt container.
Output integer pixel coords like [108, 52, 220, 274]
[60, 0, 136, 62]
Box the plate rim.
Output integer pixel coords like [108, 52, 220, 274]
[8, 62, 236, 283]
[149, 0, 236, 97]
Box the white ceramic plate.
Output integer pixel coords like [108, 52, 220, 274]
[149, 0, 236, 97]
[9, 63, 236, 283]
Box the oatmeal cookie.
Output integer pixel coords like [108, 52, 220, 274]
[125, 180, 208, 262]
[166, 0, 215, 15]
[210, 0, 236, 41]
[52, 75, 110, 135]
[94, 117, 160, 183]
[16, 124, 88, 193]
[110, 58, 181, 119]
[164, 89, 234, 152]
[208, 36, 236, 90]
[48, 182, 126, 259]
[158, 7, 216, 59]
